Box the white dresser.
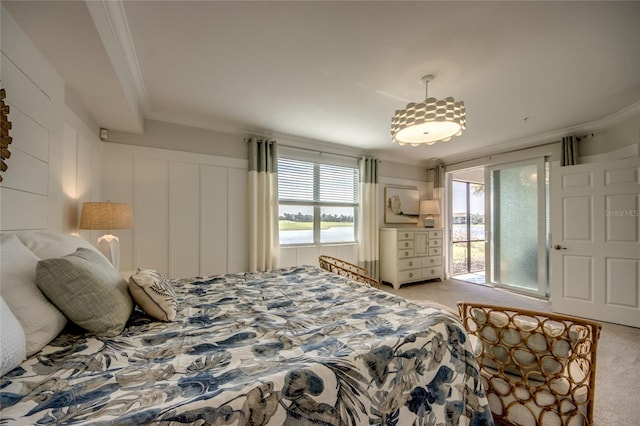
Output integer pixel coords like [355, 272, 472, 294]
[380, 228, 444, 290]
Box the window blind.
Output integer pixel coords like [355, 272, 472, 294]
[278, 158, 358, 205]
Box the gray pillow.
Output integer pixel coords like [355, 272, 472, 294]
[36, 248, 133, 336]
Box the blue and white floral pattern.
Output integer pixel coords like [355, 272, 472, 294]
[0, 266, 493, 425]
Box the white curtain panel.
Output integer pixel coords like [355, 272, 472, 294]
[247, 138, 279, 272]
[358, 156, 379, 279]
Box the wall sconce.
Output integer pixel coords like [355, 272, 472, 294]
[79, 202, 133, 269]
[420, 199, 440, 228]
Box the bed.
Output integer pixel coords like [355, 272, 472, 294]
[0, 232, 493, 425]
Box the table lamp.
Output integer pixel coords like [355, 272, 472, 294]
[79, 202, 133, 269]
[420, 199, 440, 228]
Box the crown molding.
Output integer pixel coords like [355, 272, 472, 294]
[85, 0, 147, 131]
[443, 101, 640, 165]
[578, 101, 640, 131]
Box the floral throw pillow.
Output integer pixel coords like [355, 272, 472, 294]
[128, 269, 178, 321]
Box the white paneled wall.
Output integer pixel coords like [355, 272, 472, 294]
[102, 143, 248, 278]
[62, 121, 103, 236]
[171, 161, 200, 278]
[199, 164, 228, 276]
[134, 157, 170, 273]
[280, 244, 359, 268]
[1, 6, 68, 232]
[227, 167, 249, 273]
[0, 49, 50, 230]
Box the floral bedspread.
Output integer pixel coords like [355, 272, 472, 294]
[0, 265, 493, 425]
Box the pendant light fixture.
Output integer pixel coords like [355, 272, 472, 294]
[391, 74, 466, 147]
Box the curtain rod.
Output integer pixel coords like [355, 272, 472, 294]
[442, 140, 560, 169]
[279, 143, 363, 160]
[442, 133, 596, 169]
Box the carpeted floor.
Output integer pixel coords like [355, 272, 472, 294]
[380, 278, 640, 426]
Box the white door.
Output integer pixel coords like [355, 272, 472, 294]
[550, 157, 640, 327]
[486, 158, 548, 297]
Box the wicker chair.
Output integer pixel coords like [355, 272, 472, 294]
[318, 255, 380, 289]
[457, 302, 601, 426]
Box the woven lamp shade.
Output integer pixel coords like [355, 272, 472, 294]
[79, 202, 133, 230]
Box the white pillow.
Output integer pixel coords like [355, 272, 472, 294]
[128, 268, 178, 321]
[1, 296, 26, 376]
[15, 230, 103, 260]
[0, 234, 67, 355]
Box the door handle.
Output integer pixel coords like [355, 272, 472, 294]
[553, 245, 567, 250]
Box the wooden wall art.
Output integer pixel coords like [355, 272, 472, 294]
[0, 88, 12, 183]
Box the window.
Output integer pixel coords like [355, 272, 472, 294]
[451, 180, 485, 276]
[278, 156, 358, 245]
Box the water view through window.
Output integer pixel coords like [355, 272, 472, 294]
[452, 180, 485, 275]
[279, 205, 355, 245]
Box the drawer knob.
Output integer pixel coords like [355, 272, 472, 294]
[430, 259, 434, 264]
[404, 233, 409, 238]
[431, 269, 435, 274]
[408, 261, 413, 266]
[404, 242, 408, 247]
[405, 251, 409, 256]
[409, 272, 413, 278]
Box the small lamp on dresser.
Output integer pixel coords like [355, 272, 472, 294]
[79, 202, 133, 269]
[420, 199, 440, 228]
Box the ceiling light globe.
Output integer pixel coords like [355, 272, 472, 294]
[394, 121, 462, 145]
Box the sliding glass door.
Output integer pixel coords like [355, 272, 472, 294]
[486, 158, 547, 297]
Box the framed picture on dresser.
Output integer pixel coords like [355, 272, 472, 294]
[384, 186, 419, 224]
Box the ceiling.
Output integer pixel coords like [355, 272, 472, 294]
[4, 1, 639, 163]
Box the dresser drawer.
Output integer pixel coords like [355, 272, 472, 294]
[422, 266, 443, 279]
[428, 238, 442, 247]
[428, 229, 443, 239]
[398, 239, 414, 250]
[422, 256, 442, 267]
[399, 269, 421, 283]
[428, 247, 442, 256]
[397, 231, 414, 241]
[398, 258, 420, 270]
[397, 249, 415, 259]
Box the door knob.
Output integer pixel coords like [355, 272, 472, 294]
[553, 245, 567, 250]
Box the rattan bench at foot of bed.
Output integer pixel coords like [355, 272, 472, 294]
[318, 255, 381, 289]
